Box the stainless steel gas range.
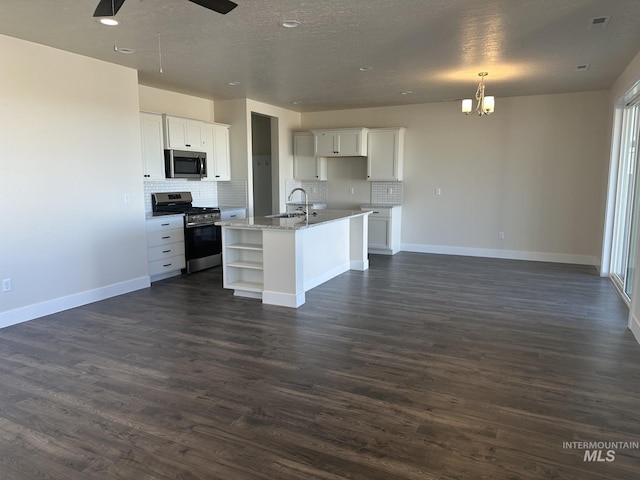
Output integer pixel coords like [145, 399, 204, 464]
[151, 192, 221, 273]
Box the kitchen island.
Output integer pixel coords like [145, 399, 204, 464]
[216, 210, 370, 307]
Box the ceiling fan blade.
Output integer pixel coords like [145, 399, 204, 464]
[188, 0, 238, 15]
[93, 0, 127, 17]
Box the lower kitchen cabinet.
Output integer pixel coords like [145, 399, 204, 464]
[360, 205, 402, 255]
[146, 215, 186, 281]
[220, 208, 247, 220]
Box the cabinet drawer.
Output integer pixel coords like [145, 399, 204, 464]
[361, 207, 392, 218]
[147, 243, 186, 262]
[147, 228, 184, 247]
[146, 216, 184, 232]
[148, 256, 186, 276]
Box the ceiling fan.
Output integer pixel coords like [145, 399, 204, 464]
[93, 0, 238, 17]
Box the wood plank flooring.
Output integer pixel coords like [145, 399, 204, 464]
[0, 253, 639, 479]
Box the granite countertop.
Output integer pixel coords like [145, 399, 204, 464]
[360, 204, 402, 208]
[145, 212, 184, 220]
[216, 209, 370, 230]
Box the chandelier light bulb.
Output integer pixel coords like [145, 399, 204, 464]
[462, 72, 495, 116]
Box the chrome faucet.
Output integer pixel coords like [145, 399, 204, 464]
[288, 187, 308, 215]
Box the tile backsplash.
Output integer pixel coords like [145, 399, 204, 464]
[143, 180, 218, 212]
[285, 180, 328, 203]
[371, 181, 403, 205]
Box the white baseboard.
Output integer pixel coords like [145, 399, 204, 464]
[262, 290, 305, 308]
[0, 277, 151, 330]
[350, 260, 369, 271]
[630, 313, 640, 347]
[304, 263, 350, 291]
[400, 243, 600, 266]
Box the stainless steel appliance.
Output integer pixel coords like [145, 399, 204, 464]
[164, 149, 207, 179]
[151, 192, 221, 273]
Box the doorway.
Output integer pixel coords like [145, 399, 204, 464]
[251, 113, 274, 217]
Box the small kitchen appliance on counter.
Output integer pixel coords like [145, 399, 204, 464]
[151, 192, 221, 273]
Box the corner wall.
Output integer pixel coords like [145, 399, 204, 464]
[0, 34, 149, 327]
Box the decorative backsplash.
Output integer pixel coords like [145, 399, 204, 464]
[285, 179, 328, 203]
[217, 180, 248, 207]
[143, 180, 217, 211]
[371, 181, 403, 205]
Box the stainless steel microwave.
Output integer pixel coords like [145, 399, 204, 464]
[164, 149, 207, 179]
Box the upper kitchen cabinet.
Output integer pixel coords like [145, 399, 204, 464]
[140, 112, 165, 180]
[201, 122, 231, 181]
[163, 114, 203, 151]
[293, 132, 327, 180]
[367, 127, 406, 181]
[311, 128, 369, 157]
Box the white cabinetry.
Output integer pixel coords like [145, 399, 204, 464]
[146, 216, 185, 281]
[163, 115, 203, 150]
[201, 122, 231, 181]
[140, 112, 165, 180]
[367, 127, 405, 181]
[222, 228, 264, 294]
[311, 128, 369, 157]
[293, 132, 327, 180]
[360, 206, 402, 255]
[220, 208, 246, 220]
[163, 114, 231, 181]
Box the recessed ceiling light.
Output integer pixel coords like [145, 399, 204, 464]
[281, 20, 301, 28]
[399, 91, 413, 95]
[228, 81, 240, 86]
[359, 66, 373, 72]
[98, 18, 120, 26]
[292, 101, 303, 105]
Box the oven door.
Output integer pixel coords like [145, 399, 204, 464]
[184, 223, 222, 273]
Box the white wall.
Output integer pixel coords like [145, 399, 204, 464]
[216, 99, 301, 215]
[0, 34, 149, 327]
[139, 85, 215, 122]
[302, 91, 611, 265]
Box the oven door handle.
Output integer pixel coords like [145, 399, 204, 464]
[185, 220, 220, 228]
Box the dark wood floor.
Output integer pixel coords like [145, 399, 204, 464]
[0, 253, 639, 479]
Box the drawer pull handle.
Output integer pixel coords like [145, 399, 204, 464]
[230, 215, 237, 218]
[161, 223, 170, 226]
[162, 250, 171, 253]
[373, 211, 380, 214]
[162, 236, 171, 239]
[163, 263, 172, 267]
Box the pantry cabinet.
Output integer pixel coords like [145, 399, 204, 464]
[293, 132, 327, 180]
[367, 127, 405, 181]
[311, 128, 368, 157]
[140, 112, 165, 180]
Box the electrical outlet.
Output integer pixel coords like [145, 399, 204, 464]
[435, 187, 442, 196]
[387, 187, 393, 195]
[349, 187, 355, 195]
[2, 278, 12, 292]
[124, 194, 130, 205]
[499, 231, 505, 240]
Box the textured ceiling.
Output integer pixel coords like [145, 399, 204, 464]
[1, 0, 640, 111]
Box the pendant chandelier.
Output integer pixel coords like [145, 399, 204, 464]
[462, 72, 495, 116]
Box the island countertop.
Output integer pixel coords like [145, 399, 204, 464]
[215, 209, 370, 230]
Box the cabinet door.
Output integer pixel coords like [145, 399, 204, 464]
[368, 217, 390, 249]
[212, 124, 231, 181]
[337, 131, 361, 156]
[164, 116, 188, 149]
[140, 112, 165, 180]
[367, 128, 404, 181]
[200, 123, 215, 180]
[314, 132, 338, 155]
[185, 121, 202, 149]
[294, 133, 326, 180]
